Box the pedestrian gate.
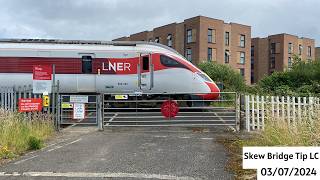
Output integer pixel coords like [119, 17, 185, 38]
[59, 95, 101, 125]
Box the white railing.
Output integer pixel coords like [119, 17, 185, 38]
[245, 95, 320, 132]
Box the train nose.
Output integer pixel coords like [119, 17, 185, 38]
[203, 82, 220, 100]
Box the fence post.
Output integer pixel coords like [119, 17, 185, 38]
[235, 93, 240, 131]
[256, 95, 260, 130]
[297, 97, 301, 123]
[292, 97, 296, 126]
[309, 97, 313, 123]
[251, 95, 255, 130]
[261, 96, 265, 130]
[281, 96, 285, 121]
[287, 96, 291, 125]
[245, 95, 250, 132]
[97, 94, 103, 131]
[271, 96, 274, 118]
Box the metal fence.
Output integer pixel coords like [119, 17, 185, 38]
[0, 85, 44, 111]
[245, 95, 320, 132]
[0, 84, 60, 129]
[103, 92, 240, 130]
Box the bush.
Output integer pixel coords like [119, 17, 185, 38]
[198, 62, 246, 92]
[258, 57, 320, 96]
[28, 136, 43, 150]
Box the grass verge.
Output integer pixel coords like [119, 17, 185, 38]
[0, 109, 55, 160]
[220, 115, 320, 179]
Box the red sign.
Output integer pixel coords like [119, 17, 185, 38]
[33, 65, 52, 80]
[161, 100, 179, 118]
[18, 98, 43, 112]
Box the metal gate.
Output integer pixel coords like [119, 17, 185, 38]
[102, 92, 240, 130]
[59, 94, 101, 125]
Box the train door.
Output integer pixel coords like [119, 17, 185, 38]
[77, 55, 96, 92]
[138, 53, 154, 91]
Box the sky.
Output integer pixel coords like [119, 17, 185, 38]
[0, 0, 319, 46]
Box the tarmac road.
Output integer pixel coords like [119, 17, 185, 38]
[0, 127, 234, 180]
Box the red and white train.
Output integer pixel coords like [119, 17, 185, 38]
[0, 39, 220, 99]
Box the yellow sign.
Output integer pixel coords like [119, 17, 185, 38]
[115, 95, 128, 100]
[43, 95, 50, 107]
[61, 103, 73, 109]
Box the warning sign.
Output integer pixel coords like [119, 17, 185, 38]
[18, 98, 43, 112]
[33, 65, 52, 80]
[161, 100, 179, 118]
[33, 65, 53, 94]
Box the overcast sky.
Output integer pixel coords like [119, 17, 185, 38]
[0, 0, 319, 46]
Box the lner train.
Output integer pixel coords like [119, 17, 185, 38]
[0, 39, 220, 100]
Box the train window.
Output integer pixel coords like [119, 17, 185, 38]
[142, 56, 149, 71]
[197, 73, 213, 82]
[82, 56, 92, 74]
[160, 55, 187, 69]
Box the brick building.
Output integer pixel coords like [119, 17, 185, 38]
[316, 47, 320, 60]
[113, 16, 251, 84]
[251, 34, 315, 83]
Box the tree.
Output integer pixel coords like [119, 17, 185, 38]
[198, 62, 246, 92]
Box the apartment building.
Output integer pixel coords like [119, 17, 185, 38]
[113, 16, 251, 84]
[251, 34, 315, 83]
[316, 47, 320, 60]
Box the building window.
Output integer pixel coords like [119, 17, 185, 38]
[308, 46, 312, 57]
[239, 52, 245, 64]
[271, 43, 276, 54]
[185, 48, 192, 62]
[251, 46, 254, 56]
[240, 34, 245, 48]
[187, 29, 192, 43]
[155, 37, 160, 43]
[251, 71, 254, 84]
[208, 48, 212, 61]
[225, 32, 229, 46]
[270, 57, 275, 69]
[251, 57, 254, 70]
[208, 28, 215, 43]
[225, 50, 230, 63]
[167, 34, 172, 47]
[299, 44, 303, 55]
[239, 68, 245, 77]
[288, 57, 292, 68]
[288, 43, 293, 54]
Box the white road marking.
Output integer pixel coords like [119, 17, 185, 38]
[0, 172, 202, 180]
[213, 112, 236, 131]
[42, 138, 71, 150]
[14, 155, 39, 165]
[46, 138, 82, 152]
[179, 136, 191, 139]
[47, 145, 63, 152]
[63, 138, 82, 146]
[154, 135, 167, 138]
[200, 138, 213, 140]
[106, 113, 118, 126]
